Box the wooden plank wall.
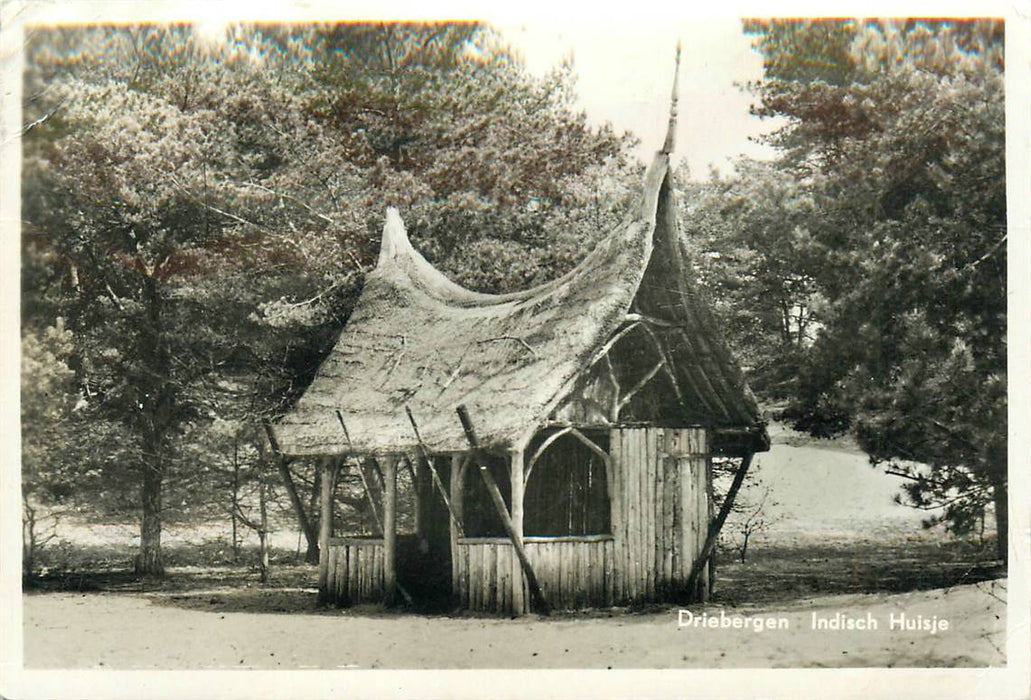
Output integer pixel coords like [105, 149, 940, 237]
[609, 427, 709, 605]
[323, 538, 386, 606]
[455, 537, 614, 614]
[450, 427, 711, 614]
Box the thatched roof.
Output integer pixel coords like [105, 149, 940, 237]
[272, 141, 766, 457]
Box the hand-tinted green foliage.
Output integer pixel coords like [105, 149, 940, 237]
[702, 19, 1006, 552]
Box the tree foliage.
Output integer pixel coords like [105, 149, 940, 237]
[695, 19, 1006, 556]
[21, 22, 638, 572]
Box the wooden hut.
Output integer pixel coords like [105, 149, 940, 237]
[269, 74, 768, 616]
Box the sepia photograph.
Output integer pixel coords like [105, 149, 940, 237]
[1, 2, 1028, 698]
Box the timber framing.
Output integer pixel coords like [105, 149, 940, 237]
[457, 405, 550, 615]
[270, 54, 769, 615]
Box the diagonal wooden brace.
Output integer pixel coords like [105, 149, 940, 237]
[685, 452, 754, 598]
[335, 411, 383, 536]
[262, 421, 319, 559]
[405, 406, 465, 536]
[456, 405, 550, 616]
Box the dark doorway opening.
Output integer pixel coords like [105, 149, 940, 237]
[395, 456, 453, 612]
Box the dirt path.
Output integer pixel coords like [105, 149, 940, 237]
[23, 579, 1005, 669]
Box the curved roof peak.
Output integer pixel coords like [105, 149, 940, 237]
[375, 206, 515, 307]
[373, 150, 672, 314]
[273, 55, 766, 456]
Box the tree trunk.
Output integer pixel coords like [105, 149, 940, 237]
[22, 499, 37, 580]
[135, 274, 172, 576]
[990, 464, 1007, 563]
[309, 462, 322, 563]
[283, 463, 318, 563]
[258, 469, 270, 584]
[258, 530, 269, 583]
[231, 438, 241, 560]
[136, 464, 165, 575]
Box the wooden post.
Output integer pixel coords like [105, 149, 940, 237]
[509, 448, 526, 615]
[316, 458, 337, 605]
[409, 455, 424, 541]
[705, 455, 716, 596]
[685, 452, 753, 599]
[328, 415, 414, 605]
[263, 422, 319, 564]
[456, 405, 549, 616]
[450, 453, 465, 603]
[382, 455, 398, 604]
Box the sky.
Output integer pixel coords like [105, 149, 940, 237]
[494, 18, 779, 176]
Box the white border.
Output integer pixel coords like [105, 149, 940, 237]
[1, 1, 1028, 699]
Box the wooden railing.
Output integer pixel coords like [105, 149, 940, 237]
[455, 535, 615, 614]
[324, 536, 386, 606]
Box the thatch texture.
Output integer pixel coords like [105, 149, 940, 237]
[632, 169, 766, 437]
[273, 150, 764, 457]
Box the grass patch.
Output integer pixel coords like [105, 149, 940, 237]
[712, 535, 1003, 607]
[24, 531, 1005, 615]
[25, 541, 316, 594]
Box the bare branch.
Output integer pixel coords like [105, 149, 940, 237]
[476, 335, 538, 359]
[587, 320, 640, 368]
[524, 426, 574, 485]
[169, 175, 271, 232]
[278, 279, 350, 309]
[568, 427, 611, 467]
[967, 232, 1007, 269]
[604, 354, 621, 421]
[624, 312, 685, 328]
[616, 359, 666, 415]
[19, 99, 65, 138]
[240, 182, 336, 224]
[638, 323, 689, 409]
[345, 248, 366, 274]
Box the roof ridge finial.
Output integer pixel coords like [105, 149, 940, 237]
[378, 207, 411, 268]
[661, 41, 681, 155]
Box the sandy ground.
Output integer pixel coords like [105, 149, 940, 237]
[22, 436, 1006, 671]
[23, 579, 1005, 669]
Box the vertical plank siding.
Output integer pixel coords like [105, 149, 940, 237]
[610, 429, 625, 602]
[320, 427, 713, 613]
[628, 429, 642, 600]
[454, 537, 615, 614]
[322, 537, 387, 606]
[692, 454, 710, 600]
[450, 418, 710, 616]
[609, 427, 710, 606]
